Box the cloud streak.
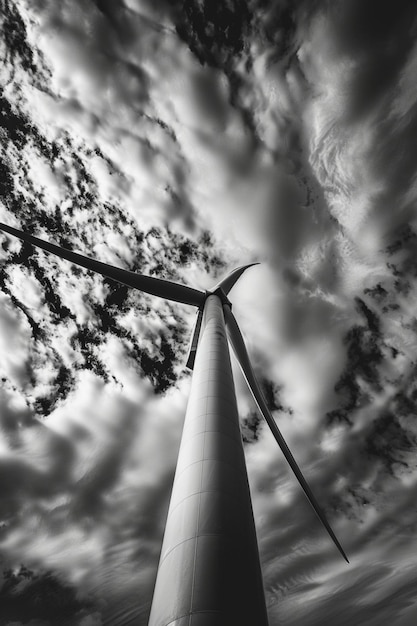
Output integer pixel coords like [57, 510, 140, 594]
[1, 0, 417, 624]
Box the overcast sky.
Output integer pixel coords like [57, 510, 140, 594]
[1, 1, 417, 624]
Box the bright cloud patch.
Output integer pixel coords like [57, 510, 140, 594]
[1, 1, 417, 624]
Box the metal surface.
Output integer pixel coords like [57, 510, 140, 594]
[223, 305, 349, 563]
[209, 263, 259, 296]
[0, 222, 205, 307]
[148, 296, 268, 626]
[185, 308, 204, 370]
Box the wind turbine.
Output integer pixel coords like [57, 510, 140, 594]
[0, 222, 348, 626]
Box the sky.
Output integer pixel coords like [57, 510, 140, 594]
[1, 0, 417, 624]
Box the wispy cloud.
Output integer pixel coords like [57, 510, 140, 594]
[2, 0, 417, 624]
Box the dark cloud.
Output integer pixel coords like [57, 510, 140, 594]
[1, 0, 37, 74]
[325, 298, 383, 426]
[2, 0, 417, 624]
[174, 0, 252, 68]
[325, 0, 417, 121]
[0, 565, 95, 625]
[0, 422, 74, 517]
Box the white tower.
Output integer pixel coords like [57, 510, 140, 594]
[0, 223, 348, 626]
[149, 295, 268, 625]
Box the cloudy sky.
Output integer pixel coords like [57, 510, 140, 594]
[1, 0, 417, 624]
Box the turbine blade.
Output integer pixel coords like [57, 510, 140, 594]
[223, 305, 349, 564]
[185, 307, 204, 370]
[210, 263, 259, 295]
[0, 222, 205, 307]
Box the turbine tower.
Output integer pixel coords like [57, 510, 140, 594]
[0, 222, 348, 626]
